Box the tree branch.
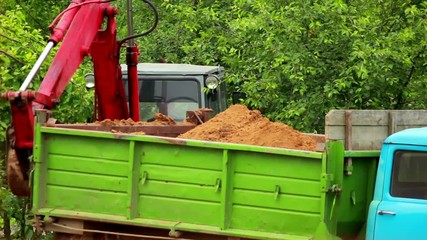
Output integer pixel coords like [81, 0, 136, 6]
[0, 33, 20, 44]
[394, 64, 415, 109]
[0, 26, 44, 47]
[0, 50, 25, 65]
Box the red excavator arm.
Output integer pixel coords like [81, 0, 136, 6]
[1, 0, 146, 195]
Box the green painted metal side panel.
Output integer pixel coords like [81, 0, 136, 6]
[335, 154, 378, 239]
[133, 141, 323, 236]
[230, 151, 322, 236]
[323, 141, 345, 236]
[31, 126, 378, 239]
[42, 134, 130, 216]
[137, 142, 223, 226]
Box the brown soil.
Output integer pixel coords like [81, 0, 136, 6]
[178, 105, 317, 151]
[111, 129, 146, 135]
[153, 113, 176, 125]
[94, 113, 176, 126]
[95, 118, 148, 126]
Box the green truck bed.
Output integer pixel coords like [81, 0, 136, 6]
[31, 111, 380, 240]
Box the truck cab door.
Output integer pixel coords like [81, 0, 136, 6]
[371, 146, 427, 240]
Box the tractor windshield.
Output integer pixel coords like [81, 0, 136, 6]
[124, 78, 201, 122]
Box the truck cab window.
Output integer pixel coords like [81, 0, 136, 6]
[391, 150, 427, 200]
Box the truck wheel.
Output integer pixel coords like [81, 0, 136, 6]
[6, 147, 30, 196]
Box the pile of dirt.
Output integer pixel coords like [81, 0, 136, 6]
[111, 129, 146, 135]
[153, 113, 176, 125]
[178, 105, 317, 151]
[95, 118, 147, 126]
[94, 113, 177, 126]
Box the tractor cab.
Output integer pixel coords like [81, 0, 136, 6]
[86, 63, 227, 121]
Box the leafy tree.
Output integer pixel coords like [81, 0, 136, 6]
[0, 0, 69, 36]
[0, 7, 92, 239]
[0, 7, 46, 141]
[131, 0, 427, 133]
[0, 7, 93, 140]
[6, 0, 426, 130]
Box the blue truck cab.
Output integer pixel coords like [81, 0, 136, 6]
[367, 127, 427, 240]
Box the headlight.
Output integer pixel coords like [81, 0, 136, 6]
[205, 75, 219, 89]
[84, 73, 95, 88]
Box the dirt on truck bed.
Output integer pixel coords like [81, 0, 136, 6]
[95, 113, 177, 126]
[178, 104, 317, 151]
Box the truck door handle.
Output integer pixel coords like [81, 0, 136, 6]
[377, 210, 396, 216]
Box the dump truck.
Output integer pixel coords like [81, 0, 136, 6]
[4, 1, 427, 239]
[28, 109, 427, 240]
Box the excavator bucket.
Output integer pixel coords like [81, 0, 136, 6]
[6, 126, 30, 196]
[6, 147, 30, 196]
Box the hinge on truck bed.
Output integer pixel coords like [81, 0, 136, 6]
[320, 173, 333, 192]
[320, 173, 342, 193]
[327, 184, 342, 193]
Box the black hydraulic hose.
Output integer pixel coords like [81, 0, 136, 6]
[118, 0, 159, 49]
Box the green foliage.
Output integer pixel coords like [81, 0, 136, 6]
[52, 60, 94, 124]
[0, 7, 93, 139]
[2, 0, 426, 135]
[127, 0, 427, 133]
[1, 0, 69, 36]
[0, 6, 45, 142]
[0, 7, 92, 239]
[0, 0, 15, 14]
